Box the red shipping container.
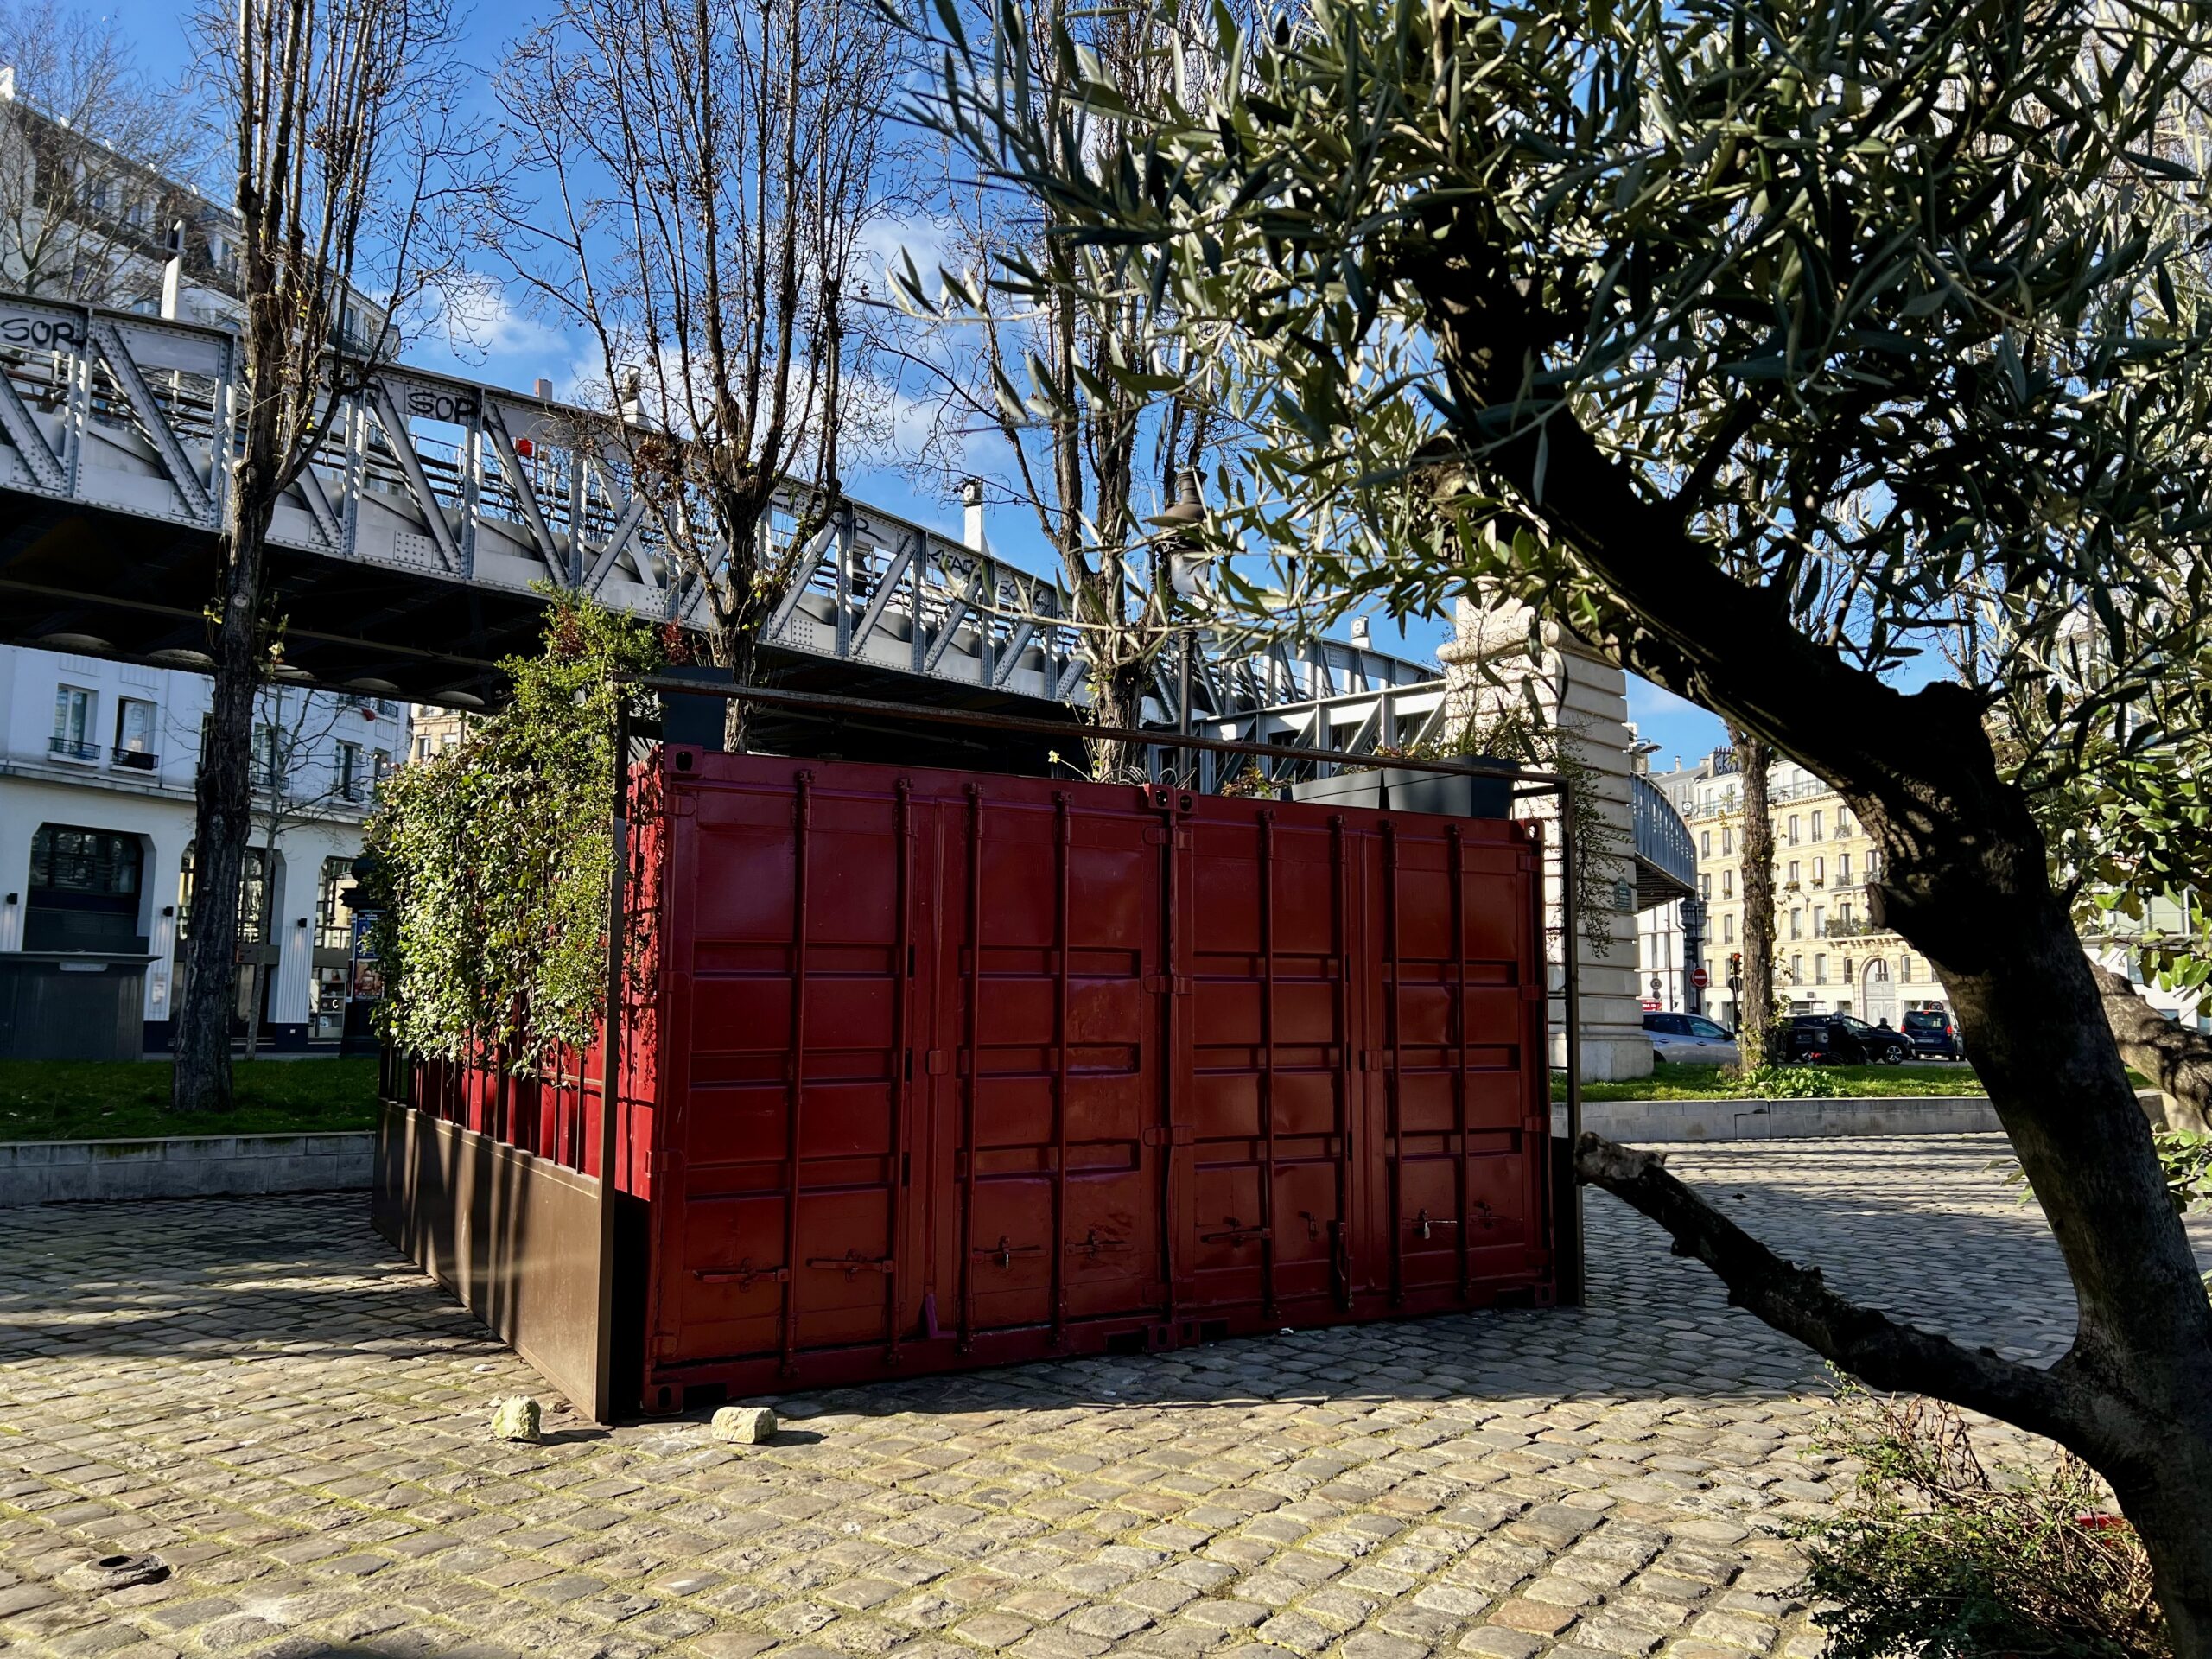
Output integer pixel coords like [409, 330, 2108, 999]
[382, 746, 1556, 1415]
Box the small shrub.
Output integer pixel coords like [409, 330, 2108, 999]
[1802, 1386, 2164, 1659]
[1728, 1065, 1834, 1099]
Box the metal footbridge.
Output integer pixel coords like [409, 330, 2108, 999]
[0, 293, 1436, 750]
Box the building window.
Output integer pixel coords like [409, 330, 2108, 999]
[1811, 810, 1824, 841]
[1789, 909, 1802, 939]
[178, 843, 270, 944]
[1813, 906, 1826, 937]
[111, 698, 157, 770]
[253, 724, 282, 790]
[1700, 873, 1712, 899]
[413, 734, 431, 762]
[371, 749, 391, 799]
[1791, 953, 1803, 982]
[1788, 860, 1801, 885]
[50, 684, 97, 760]
[1813, 856, 1825, 886]
[336, 741, 364, 801]
[1815, 953, 1827, 984]
[315, 856, 355, 950]
[1788, 814, 1800, 844]
[1839, 902, 1853, 929]
[1839, 806, 1853, 835]
[1839, 850, 1853, 883]
[31, 825, 141, 895]
[1700, 830, 1710, 859]
[1722, 825, 1733, 856]
[1723, 913, 1735, 944]
[1722, 869, 1734, 899]
[1901, 957, 1915, 982]
[1843, 957, 1855, 985]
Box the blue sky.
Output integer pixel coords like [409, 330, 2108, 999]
[86, 0, 1730, 771]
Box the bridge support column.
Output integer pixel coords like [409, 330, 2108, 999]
[1439, 599, 1652, 1081]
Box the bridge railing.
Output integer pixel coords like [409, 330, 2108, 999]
[0, 290, 1439, 714]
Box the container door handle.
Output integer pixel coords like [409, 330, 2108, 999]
[1201, 1218, 1273, 1247]
[972, 1236, 1043, 1270]
[694, 1259, 790, 1287]
[806, 1250, 895, 1277]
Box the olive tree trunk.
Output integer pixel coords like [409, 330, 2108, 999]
[1416, 254, 2212, 1645]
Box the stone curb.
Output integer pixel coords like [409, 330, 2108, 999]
[1554, 1095, 2003, 1142]
[0, 1129, 374, 1205]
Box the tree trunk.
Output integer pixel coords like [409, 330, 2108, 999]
[1085, 652, 1149, 783]
[1410, 254, 2212, 1641]
[715, 623, 759, 754]
[1732, 727, 1778, 1068]
[171, 492, 273, 1111]
[2094, 960, 2212, 1134]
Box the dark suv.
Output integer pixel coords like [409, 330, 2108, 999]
[1900, 1008, 1961, 1060]
[1783, 1013, 1914, 1065]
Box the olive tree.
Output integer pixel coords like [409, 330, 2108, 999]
[933, 0, 2212, 1635]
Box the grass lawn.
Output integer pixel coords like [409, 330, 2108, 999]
[1554, 1062, 1986, 1103]
[0, 1058, 379, 1142]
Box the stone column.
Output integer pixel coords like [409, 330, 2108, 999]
[1438, 597, 1652, 1081]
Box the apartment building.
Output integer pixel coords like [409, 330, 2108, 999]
[0, 645, 407, 1057]
[1645, 747, 1942, 1027]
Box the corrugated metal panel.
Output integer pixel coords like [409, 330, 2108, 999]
[635, 753, 1551, 1408]
[393, 747, 1554, 1414]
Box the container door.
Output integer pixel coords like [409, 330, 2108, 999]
[1369, 818, 1548, 1302]
[655, 767, 918, 1374]
[1183, 805, 1359, 1320]
[945, 785, 1162, 1345]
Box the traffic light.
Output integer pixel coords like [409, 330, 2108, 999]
[1728, 952, 1743, 976]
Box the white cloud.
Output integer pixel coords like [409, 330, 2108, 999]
[416, 272, 571, 364]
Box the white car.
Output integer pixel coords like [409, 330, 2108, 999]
[1643, 1012, 1741, 1066]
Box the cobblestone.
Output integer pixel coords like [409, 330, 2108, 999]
[0, 1138, 2142, 1658]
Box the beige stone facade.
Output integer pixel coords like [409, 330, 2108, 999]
[1440, 599, 1650, 1080]
[1647, 750, 1947, 1027]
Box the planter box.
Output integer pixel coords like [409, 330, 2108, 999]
[0, 1131, 374, 1205]
[1287, 761, 1512, 819]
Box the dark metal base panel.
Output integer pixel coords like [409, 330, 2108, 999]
[372, 1100, 611, 1421]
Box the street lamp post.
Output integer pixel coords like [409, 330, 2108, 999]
[1150, 471, 1206, 786]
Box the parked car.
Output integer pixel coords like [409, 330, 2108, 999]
[1643, 1012, 1740, 1067]
[1900, 1007, 1962, 1059]
[1783, 1013, 1914, 1065]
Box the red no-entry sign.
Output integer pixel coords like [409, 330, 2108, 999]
[1690, 966, 1710, 989]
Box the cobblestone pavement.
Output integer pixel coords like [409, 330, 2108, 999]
[0, 1138, 2103, 1659]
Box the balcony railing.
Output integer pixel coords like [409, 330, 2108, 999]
[111, 747, 158, 771]
[47, 736, 99, 760]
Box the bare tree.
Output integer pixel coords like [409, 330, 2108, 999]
[0, 0, 202, 304]
[490, 0, 906, 753]
[170, 0, 474, 1114]
[899, 0, 1235, 781]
